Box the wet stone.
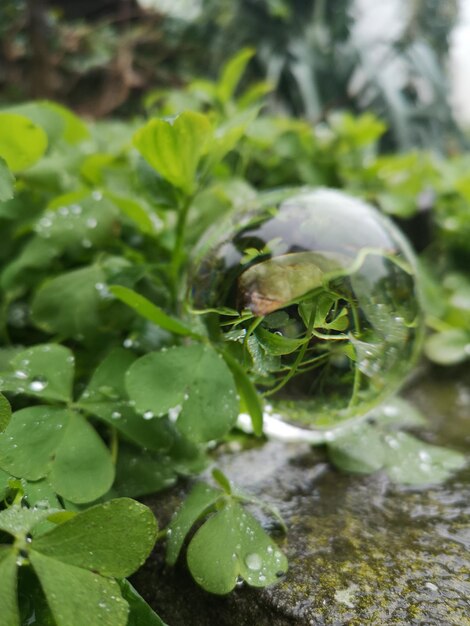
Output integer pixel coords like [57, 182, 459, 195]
[133, 369, 470, 626]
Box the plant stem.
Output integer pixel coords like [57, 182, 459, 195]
[110, 427, 119, 465]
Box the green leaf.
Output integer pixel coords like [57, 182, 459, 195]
[126, 345, 239, 442]
[0, 408, 114, 503]
[187, 501, 287, 594]
[34, 195, 119, 254]
[0, 157, 14, 201]
[0, 113, 48, 171]
[0, 344, 74, 402]
[48, 412, 115, 503]
[29, 552, 129, 626]
[31, 266, 108, 340]
[109, 285, 198, 338]
[0, 407, 72, 481]
[166, 482, 221, 566]
[113, 443, 178, 498]
[424, 329, 470, 365]
[78, 348, 174, 452]
[44, 101, 89, 144]
[255, 326, 306, 355]
[33, 499, 157, 578]
[0, 550, 19, 626]
[133, 112, 212, 194]
[0, 505, 56, 537]
[222, 351, 263, 436]
[216, 48, 255, 103]
[384, 432, 466, 485]
[0, 392, 11, 432]
[103, 192, 160, 236]
[118, 579, 168, 626]
[329, 424, 466, 485]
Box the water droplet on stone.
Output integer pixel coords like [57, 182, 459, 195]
[189, 188, 422, 434]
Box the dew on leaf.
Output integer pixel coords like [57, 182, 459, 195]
[29, 377, 48, 392]
[245, 552, 262, 571]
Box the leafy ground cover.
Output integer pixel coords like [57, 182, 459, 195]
[0, 50, 468, 624]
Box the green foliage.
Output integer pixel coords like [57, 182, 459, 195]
[0, 113, 48, 171]
[328, 400, 466, 484]
[166, 471, 287, 594]
[0, 47, 468, 622]
[0, 499, 157, 626]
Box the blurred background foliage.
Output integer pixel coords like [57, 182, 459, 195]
[0, 0, 469, 366]
[0, 0, 465, 151]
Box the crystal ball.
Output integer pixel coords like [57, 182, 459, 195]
[189, 188, 423, 431]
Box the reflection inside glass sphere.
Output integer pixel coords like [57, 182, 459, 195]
[189, 188, 423, 432]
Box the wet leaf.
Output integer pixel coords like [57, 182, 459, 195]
[187, 501, 288, 594]
[29, 552, 129, 626]
[118, 579, 168, 626]
[33, 499, 157, 578]
[166, 482, 221, 566]
[0, 344, 74, 403]
[329, 423, 466, 485]
[31, 266, 108, 340]
[126, 345, 239, 442]
[0, 550, 19, 626]
[0, 505, 56, 537]
[0, 407, 114, 503]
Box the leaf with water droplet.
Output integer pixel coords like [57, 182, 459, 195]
[0, 407, 114, 503]
[186, 500, 287, 594]
[166, 482, 221, 566]
[328, 416, 466, 485]
[126, 345, 239, 442]
[29, 552, 129, 626]
[78, 349, 174, 452]
[0, 344, 74, 402]
[0, 550, 19, 626]
[118, 579, 168, 626]
[32, 498, 157, 578]
[31, 266, 109, 341]
[0, 505, 58, 537]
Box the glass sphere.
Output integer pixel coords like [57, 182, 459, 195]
[189, 188, 423, 432]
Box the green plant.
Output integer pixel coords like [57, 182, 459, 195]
[0, 51, 467, 623]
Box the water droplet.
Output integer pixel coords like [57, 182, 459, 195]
[86, 217, 98, 229]
[111, 411, 122, 420]
[14, 370, 28, 380]
[92, 191, 103, 201]
[143, 410, 154, 420]
[245, 553, 262, 571]
[29, 377, 48, 392]
[189, 188, 422, 434]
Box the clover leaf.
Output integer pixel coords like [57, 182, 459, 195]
[126, 344, 239, 442]
[0, 113, 48, 171]
[328, 401, 466, 485]
[0, 407, 114, 503]
[133, 111, 212, 195]
[0, 344, 74, 403]
[166, 471, 287, 594]
[0, 499, 158, 626]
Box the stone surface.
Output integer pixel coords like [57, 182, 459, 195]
[133, 369, 470, 626]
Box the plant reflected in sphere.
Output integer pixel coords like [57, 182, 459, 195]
[189, 188, 423, 431]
